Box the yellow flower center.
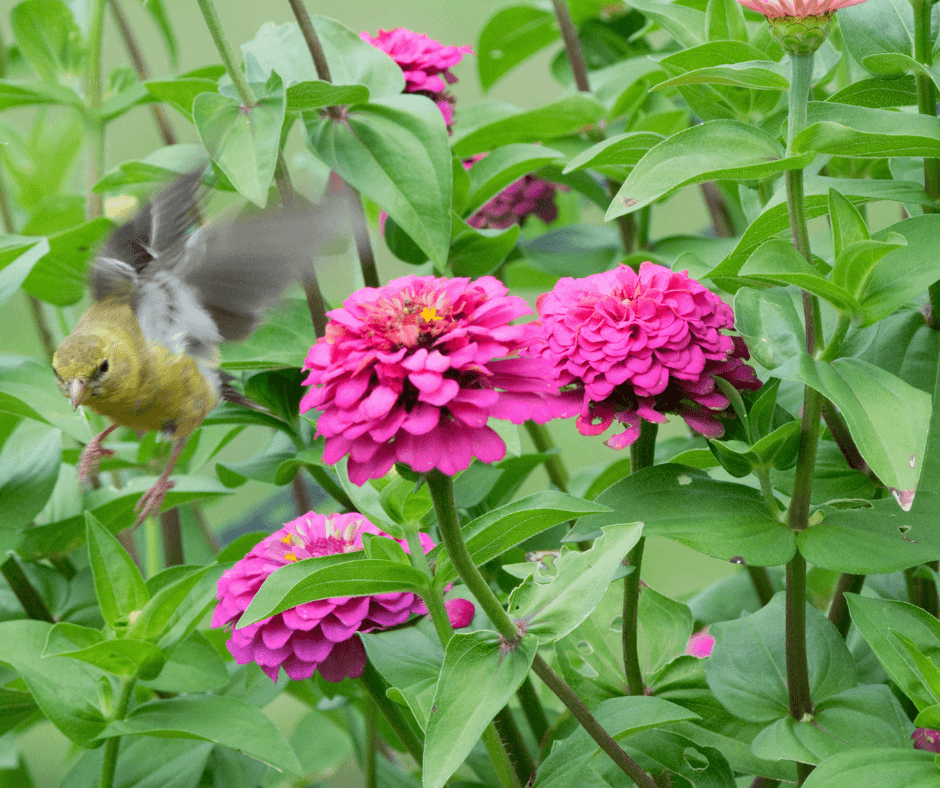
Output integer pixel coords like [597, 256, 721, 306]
[421, 306, 443, 322]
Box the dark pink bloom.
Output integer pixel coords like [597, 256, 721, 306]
[213, 512, 438, 683]
[464, 156, 565, 229]
[735, 0, 867, 16]
[444, 597, 476, 629]
[301, 275, 570, 485]
[686, 628, 715, 658]
[361, 28, 472, 126]
[912, 728, 940, 753]
[535, 262, 761, 449]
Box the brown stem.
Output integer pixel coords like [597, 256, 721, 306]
[291, 474, 313, 516]
[160, 508, 184, 566]
[828, 573, 864, 639]
[699, 182, 736, 238]
[746, 565, 775, 607]
[108, 0, 177, 146]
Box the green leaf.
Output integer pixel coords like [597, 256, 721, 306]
[0, 79, 82, 109]
[520, 223, 621, 278]
[126, 564, 217, 648]
[0, 420, 61, 531]
[10, 0, 82, 83]
[139, 0, 177, 67]
[706, 0, 748, 42]
[569, 464, 796, 566]
[448, 217, 520, 278]
[85, 512, 149, 629]
[0, 355, 88, 441]
[0, 620, 106, 745]
[563, 132, 665, 180]
[98, 695, 302, 774]
[239, 554, 426, 627]
[93, 145, 208, 191]
[706, 593, 855, 722]
[751, 685, 912, 765]
[145, 77, 219, 119]
[845, 594, 940, 711]
[142, 631, 229, 693]
[464, 143, 565, 215]
[63, 738, 214, 788]
[862, 52, 940, 96]
[23, 217, 114, 305]
[777, 355, 929, 506]
[801, 749, 939, 788]
[43, 622, 165, 679]
[638, 589, 694, 678]
[307, 95, 452, 266]
[432, 491, 612, 588]
[477, 4, 559, 90]
[194, 74, 285, 207]
[533, 696, 701, 788]
[219, 298, 314, 370]
[627, 0, 705, 48]
[286, 80, 369, 111]
[334, 458, 402, 537]
[839, 0, 940, 75]
[508, 523, 643, 643]
[242, 19, 404, 98]
[607, 121, 814, 219]
[794, 102, 940, 158]
[655, 61, 788, 91]
[733, 286, 805, 370]
[423, 631, 538, 788]
[827, 76, 918, 109]
[451, 96, 607, 156]
[738, 239, 859, 313]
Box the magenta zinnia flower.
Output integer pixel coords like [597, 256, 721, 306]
[686, 628, 715, 658]
[735, 0, 866, 17]
[213, 512, 437, 683]
[912, 728, 940, 753]
[361, 28, 472, 126]
[535, 262, 761, 449]
[464, 155, 565, 229]
[301, 275, 569, 485]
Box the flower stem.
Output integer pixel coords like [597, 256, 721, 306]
[359, 662, 425, 763]
[516, 675, 549, 746]
[482, 724, 523, 788]
[745, 565, 775, 608]
[784, 554, 813, 721]
[196, 0, 255, 106]
[524, 421, 569, 492]
[622, 422, 657, 695]
[405, 528, 454, 647]
[426, 469, 657, 787]
[493, 706, 536, 785]
[99, 677, 136, 788]
[364, 700, 377, 788]
[828, 573, 864, 639]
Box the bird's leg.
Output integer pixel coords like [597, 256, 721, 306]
[133, 437, 187, 528]
[78, 424, 119, 487]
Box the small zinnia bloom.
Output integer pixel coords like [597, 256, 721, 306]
[464, 157, 565, 229]
[361, 28, 472, 126]
[912, 728, 940, 753]
[301, 275, 570, 485]
[213, 512, 441, 683]
[535, 262, 761, 449]
[686, 628, 715, 658]
[735, 0, 866, 17]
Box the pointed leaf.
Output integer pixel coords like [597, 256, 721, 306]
[85, 512, 149, 629]
[801, 749, 939, 788]
[43, 622, 165, 679]
[477, 5, 559, 90]
[0, 420, 61, 531]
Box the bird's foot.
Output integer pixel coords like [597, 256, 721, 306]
[133, 476, 175, 528]
[77, 436, 116, 487]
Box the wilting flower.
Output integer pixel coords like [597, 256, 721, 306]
[735, 0, 868, 53]
[301, 275, 569, 485]
[212, 512, 468, 682]
[912, 728, 940, 753]
[686, 629, 715, 658]
[361, 28, 472, 126]
[465, 156, 565, 229]
[535, 262, 761, 449]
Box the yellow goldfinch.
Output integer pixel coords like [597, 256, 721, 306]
[52, 170, 337, 527]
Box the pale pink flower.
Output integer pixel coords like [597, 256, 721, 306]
[212, 512, 470, 682]
[301, 275, 571, 484]
[535, 263, 761, 449]
[735, 0, 867, 17]
[361, 28, 472, 125]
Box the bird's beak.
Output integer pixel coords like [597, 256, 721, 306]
[69, 379, 87, 410]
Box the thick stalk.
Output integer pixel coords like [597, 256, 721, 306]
[426, 470, 657, 787]
[482, 724, 523, 788]
[197, 0, 255, 106]
[785, 554, 813, 722]
[99, 678, 136, 788]
[492, 707, 535, 786]
[828, 573, 865, 638]
[364, 701, 377, 788]
[622, 422, 657, 695]
[360, 662, 424, 763]
[85, 0, 107, 219]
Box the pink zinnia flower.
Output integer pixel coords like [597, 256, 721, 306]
[735, 0, 866, 17]
[361, 28, 472, 126]
[213, 512, 453, 683]
[686, 628, 715, 658]
[535, 262, 761, 449]
[301, 275, 570, 485]
[912, 728, 940, 753]
[464, 155, 565, 229]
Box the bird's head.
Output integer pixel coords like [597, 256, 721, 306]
[53, 333, 114, 410]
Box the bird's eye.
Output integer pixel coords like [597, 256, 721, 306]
[99, 359, 109, 375]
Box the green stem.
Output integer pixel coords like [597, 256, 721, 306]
[819, 314, 850, 363]
[493, 707, 536, 786]
[482, 724, 522, 788]
[0, 556, 55, 622]
[426, 469, 657, 788]
[159, 509, 184, 566]
[785, 554, 813, 722]
[196, 0, 256, 106]
[359, 662, 425, 763]
[516, 675, 550, 746]
[756, 469, 783, 519]
[99, 678, 136, 788]
[524, 421, 569, 492]
[306, 465, 356, 510]
[85, 0, 107, 219]
[912, 0, 940, 208]
[828, 573, 865, 639]
[623, 422, 657, 695]
[405, 528, 454, 646]
[746, 565, 775, 608]
[286, 0, 340, 119]
[364, 700, 377, 788]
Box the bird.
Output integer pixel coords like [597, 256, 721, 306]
[52, 169, 338, 527]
